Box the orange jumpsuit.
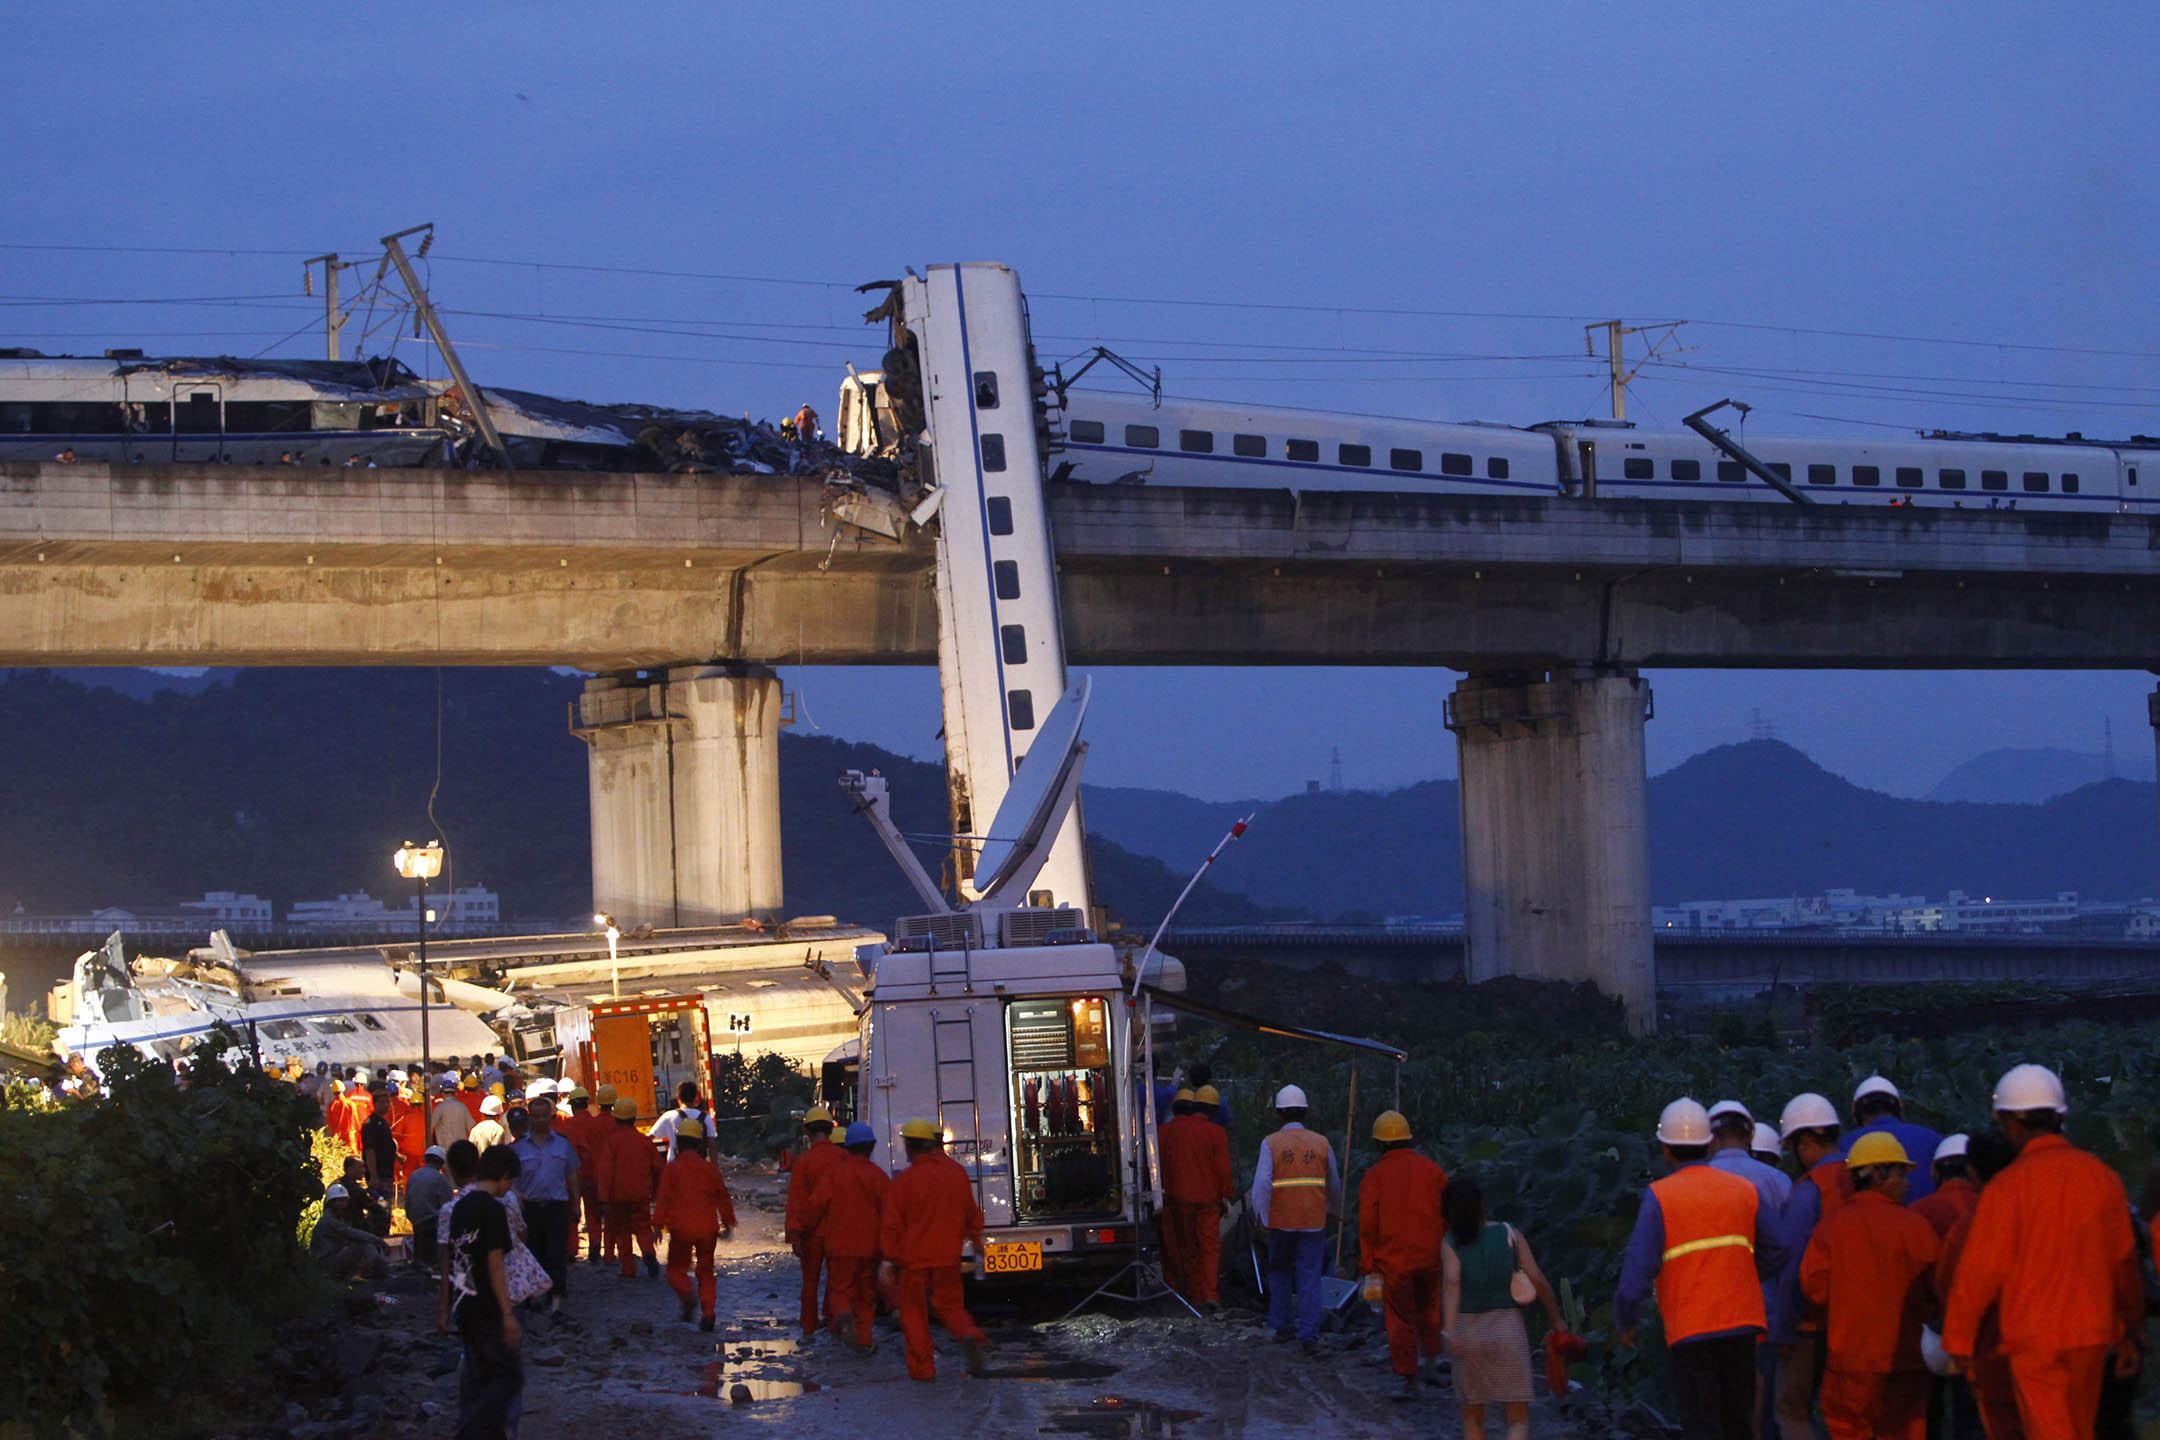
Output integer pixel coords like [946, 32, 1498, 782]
[1938, 1208, 2022, 1440]
[785, 1137, 847, 1338]
[654, 1153, 737, 1322]
[593, 1118, 663, 1275]
[338, 1088, 373, 1155]
[1943, 1135, 2142, 1440]
[801, 1152, 892, 1346]
[388, 1096, 425, 1191]
[879, 1149, 987, 1381]
[1801, 1188, 1941, 1440]
[559, 1106, 606, 1260]
[1159, 1113, 1235, 1304]
[1356, 1146, 1449, 1377]
[325, 1090, 352, 1150]
[456, 1087, 486, 1123]
[1911, 1176, 1979, 1240]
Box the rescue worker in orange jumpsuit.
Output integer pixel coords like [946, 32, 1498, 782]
[569, 1085, 615, 1262]
[339, 1074, 374, 1154]
[1772, 1092, 1855, 1440]
[1911, 1134, 1979, 1239]
[389, 1080, 426, 1194]
[1800, 1132, 1941, 1440]
[1357, 1108, 1449, 1402]
[784, 1104, 846, 1341]
[326, 1079, 352, 1149]
[1944, 1065, 2144, 1440]
[799, 1121, 891, 1352]
[878, 1117, 989, 1382]
[1159, 1086, 1235, 1309]
[456, 1073, 487, 1123]
[1617, 1099, 1786, 1440]
[794, 404, 818, 443]
[653, 1115, 736, 1331]
[593, 1095, 663, 1278]
[1934, 1128, 2021, 1440]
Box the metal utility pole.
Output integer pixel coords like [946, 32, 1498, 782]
[380, 224, 513, 468]
[303, 253, 352, 361]
[1585, 320, 1692, 421]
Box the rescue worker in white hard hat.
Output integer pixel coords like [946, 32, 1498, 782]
[1944, 1064, 2144, 1440]
[1843, 1076, 1944, 1205]
[1771, 1091, 1854, 1440]
[1617, 1098, 1785, 1440]
[1250, 1082, 1340, 1356]
[1706, 1100, 1790, 1436]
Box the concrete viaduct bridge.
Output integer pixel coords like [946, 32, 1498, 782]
[10, 459, 2160, 1027]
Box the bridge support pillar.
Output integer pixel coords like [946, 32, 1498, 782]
[574, 664, 785, 929]
[1447, 668, 1655, 1032]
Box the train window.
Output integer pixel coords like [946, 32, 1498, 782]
[1441, 452, 1473, 476]
[1233, 433, 1266, 458]
[993, 561, 1021, 599]
[2022, 471, 2050, 493]
[1487, 457, 1510, 479]
[1981, 470, 2008, 491]
[1339, 443, 1371, 467]
[974, 372, 1000, 409]
[1069, 419, 1104, 444]
[1392, 448, 1424, 472]
[1851, 466, 1880, 487]
[1179, 430, 1214, 453]
[986, 496, 1014, 535]
[1007, 690, 1035, 731]
[1286, 439, 1319, 462]
[1125, 424, 1159, 448]
[1623, 458, 1654, 480]
[1717, 461, 1745, 483]
[1768, 463, 1792, 482]
[1896, 467, 1924, 488]
[2062, 472, 2080, 493]
[225, 401, 313, 433]
[1808, 464, 1837, 486]
[2130, 468, 2139, 488]
[1001, 624, 1028, 665]
[980, 433, 1007, 472]
[1672, 459, 1701, 482]
[1939, 468, 1967, 490]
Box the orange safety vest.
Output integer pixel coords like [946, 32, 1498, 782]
[1264, 1127, 1333, 1232]
[1649, 1163, 1765, 1344]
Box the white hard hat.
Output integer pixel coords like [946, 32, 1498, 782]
[1274, 1084, 1309, 1109]
[1931, 1133, 1969, 1165]
[387, 1069, 406, 1084]
[1751, 1122, 1783, 1156]
[353, 1067, 371, 1083]
[1854, 1075, 1900, 1105]
[481, 1095, 504, 1116]
[1656, 1098, 1712, 1146]
[1780, 1093, 1840, 1139]
[527, 1078, 554, 1098]
[325, 1183, 348, 1201]
[1706, 1099, 1753, 1125]
[1992, 1063, 2068, 1115]
[1920, 1325, 1953, 1377]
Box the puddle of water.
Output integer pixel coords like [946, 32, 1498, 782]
[975, 1353, 1121, 1381]
[1040, 1395, 1204, 1437]
[693, 1358, 822, 1402]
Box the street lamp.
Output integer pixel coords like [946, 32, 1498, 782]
[394, 840, 446, 1125]
[594, 912, 621, 999]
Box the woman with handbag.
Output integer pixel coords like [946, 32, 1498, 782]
[1441, 1175, 1566, 1440]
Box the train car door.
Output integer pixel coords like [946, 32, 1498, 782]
[121, 372, 173, 463]
[173, 383, 224, 463]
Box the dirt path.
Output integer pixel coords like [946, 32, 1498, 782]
[367, 1161, 1616, 1439]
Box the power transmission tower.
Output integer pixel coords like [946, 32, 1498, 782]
[1585, 320, 1693, 421]
[1329, 746, 1344, 791]
[302, 253, 363, 361]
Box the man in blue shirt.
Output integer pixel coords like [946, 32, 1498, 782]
[1706, 1100, 1792, 1437]
[513, 1096, 581, 1315]
[1840, 1076, 1943, 1205]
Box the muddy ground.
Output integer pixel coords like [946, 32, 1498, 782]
[289, 1162, 1659, 1440]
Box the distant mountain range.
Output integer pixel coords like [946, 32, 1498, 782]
[1, 671, 2151, 935]
[1927, 746, 2154, 804]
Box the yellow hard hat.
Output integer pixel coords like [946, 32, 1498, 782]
[899, 1117, 941, 1140]
[596, 1084, 618, 1106]
[489, 1081, 507, 1097]
[1173, 1087, 1196, 1104]
[1846, 1132, 1912, 1169]
[568, 1085, 590, 1102]
[612, 1096, 638, 1120]
[676, 1116, 706, 1140]
[803, 1104, 834, 1126]
[1194, 1085, 1221, 1106]
[1372, 1109, 1413, 1143]
[460, 1073, 478, 1090]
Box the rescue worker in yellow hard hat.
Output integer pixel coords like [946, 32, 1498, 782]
[785, 1104, 846, 1341]
[879, 1118, 988, 1381]
[1800, 1132, 1939, 1440]
[1159, 1087, 1234, 1309]
[1358, 1109, 1449, 1401]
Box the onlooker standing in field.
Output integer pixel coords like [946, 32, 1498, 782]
[1619, 1099, 1785, 1440]
[437, 1140, 482, 1335]
[405, 1146, 454, 1268]
[512, 1096, 579, 1317]
[1944, 1065, 2143, 1440]
[1843, 1077, 1944, 1205]
[1359, 1108, 1449, 1401]
[1707, 1100, 1791, 1438]
[447, 1145, 524, 1440]
[1443, 1173, 1565, 1440]
[1799, 1133, 1940, 1440]
[469, 1094, 508, 1153]
[430, 1073, 474, 1152]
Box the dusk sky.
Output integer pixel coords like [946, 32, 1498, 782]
[11, 7, 2158, 799]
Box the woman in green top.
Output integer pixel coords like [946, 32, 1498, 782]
[1441, 1175, 1565, 1440]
